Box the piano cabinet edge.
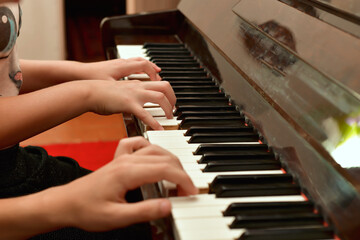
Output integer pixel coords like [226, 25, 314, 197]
[100, 9, 184, 59]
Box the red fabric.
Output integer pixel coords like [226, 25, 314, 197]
[41, 141, 119, 171]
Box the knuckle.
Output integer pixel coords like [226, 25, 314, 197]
[134, 136, 146, 142]
[156, 163, 169, 172]
[135, 108, 149, 119]
[130, 80, 141, 85]
[149, 144, 164, 154]
[161, 80, 171, 88]
[139, 61, 148, 67]
[119, 138, 131, 147]
[154, 92, 166, 101]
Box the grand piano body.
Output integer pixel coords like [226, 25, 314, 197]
[101, 0, 360, 239]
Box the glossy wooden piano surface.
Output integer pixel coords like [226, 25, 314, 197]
[101, 0, 360, 239]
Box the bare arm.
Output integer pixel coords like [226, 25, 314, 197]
[0, 80, 175, 149]
[19, 58, 162, 93]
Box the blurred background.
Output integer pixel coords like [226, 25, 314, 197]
[19, 0, 178, 150]
[17, 0, 180, 62]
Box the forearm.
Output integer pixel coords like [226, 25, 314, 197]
[0, 81, 91, 148]
[20, 60, 88, 93]
[0, 186, 71, 240]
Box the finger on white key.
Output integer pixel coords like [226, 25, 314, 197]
[144, 102, 160, 108]
[127, 73, 151, 80]
[162, 178, 208, 195]
[144, 117, 181, 130]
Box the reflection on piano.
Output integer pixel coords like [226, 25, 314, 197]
[101, 0, 360, 239]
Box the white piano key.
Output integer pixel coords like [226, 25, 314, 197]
[116, 45, 148, 59]
[144, 102, 160, 108]
[177, 156, 202, 164]
[167, 148, 199, 156]
[182, 163, 205, 171]
[189, 170, 284, 184]
[145, 107, 166, 117]
[176, 227, 244, 240]
[147, 135, 191, 144]
[169, 194, 306, 209]
[175, 217, 233, 231]
[146, 129, 187, 137]
[127, 73, 150, 80]
[172, 205, 225, 219]
[153, 142, 193, 148]
[153, 117, 182, 126]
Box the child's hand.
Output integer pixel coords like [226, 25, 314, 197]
[83, 58, 162, 81]
[86, 80, 175, 130]
[55, 137, 197, 232]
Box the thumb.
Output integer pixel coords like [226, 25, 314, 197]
[118, 199, 172, 226]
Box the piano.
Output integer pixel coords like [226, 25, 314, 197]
[100, 0, 360, 239]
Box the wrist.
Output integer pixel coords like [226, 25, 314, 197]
[0, 187, 74, 239]
[36, 186, 74, 230]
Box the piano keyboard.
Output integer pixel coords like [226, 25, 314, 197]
[117, 43, 337, 240]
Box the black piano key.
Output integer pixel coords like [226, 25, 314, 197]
[180, 116, 245, 129]
[177, 111, 239, 120]
[177, 100, 230, 108]
[230, 212, 324, 229]
[169, 81, 216, 86]
[150, 56, 195, 61]
[145, 48, 188, 53]
[211, 173, 293, 186]
[160, 71, 208, 77]
[238, 227, 335, 240]
[223, 201, 315, 216]
[163, 77, 212, 81]
[143, 43, 185, 48]
[160, 67, 205, 72]
[198, 153, 276, 163]
[194, 143, 269, 155]
[153, 59, 198, 63]
[175, 92, 225, 98]
[214, 182, 301, 197]
[176, 97, 229, 105]
[184, 126, 253, 136]
[210, 174, 301, 197]
[156, 62, 200, 68]
[175, 105, 236, 115]
[189, 132, 259, 143]
[203, 160, 281, 172]
[147, 50, 191, 56]
[172, 86, 220, 93]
